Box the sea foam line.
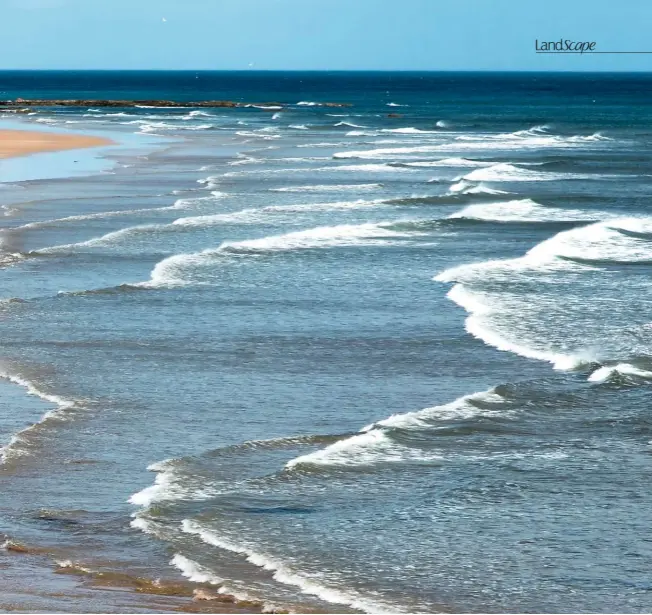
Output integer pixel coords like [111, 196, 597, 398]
[141, 222, 419, 288]
[17, 191, 225, 233]
[180, 519, 400, 614]
[0, 369, 80, 464]
[286, 389, 506, 470]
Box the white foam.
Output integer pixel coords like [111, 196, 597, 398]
[128, 464, 179, 507]
[288, 124, 309, 130]
[220, 222, 408, 252]
[38, 223, 165, 252]
[269, 183, 382, 193]
[381, 127, 437, 134]
[439, 284, 590, 370]
[334, 121, 365, 128]
[296, 101, 322, 106]
[287, 388, 514, 471]
[171, 554, 224, 584]
[197, 175, 222, 188]
[346, 130, 380, 137]
[34, 118, 62, 125]
[181, 520, 398, 614]
[448, 199, 604, 222]
[129, 515, 156, 534]
[82, 111, 134, 118]
[128, 459, 218, 506]
[511, 125, 551, 137]
[588, 363, 652, 383]
[333, 144, 443, 160]
[0, 369, 79, 463]
[31, 192, 225, 250]
[433, 219, 652, 374]
[461, 162, 592, 182]
[387, 102, 408, 107]
[332, 163, 410, 173]
[405, 157, 492, 168]
[227, 154, 262, 166]
[236, 130, 281, 140]
[297, 141, 350, 148]
[174, 199, 384, 226]
[526, 218, 652, 263]
[448, 180, 509, 195]
[144, 222, 415, 288]
[131, 121, 214, 133]
[287, 429, 442, 468]
[185, 110, 214, 119]
[450, 130, 612, 151]
[369, 390, 508, 431]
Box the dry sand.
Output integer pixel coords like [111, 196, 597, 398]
[0, 129, 112, 159]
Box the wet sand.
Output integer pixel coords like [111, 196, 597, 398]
[0, 129, 112, 159]
[1, 540, 274, 614]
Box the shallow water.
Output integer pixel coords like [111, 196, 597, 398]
[1, 71, 652, 613]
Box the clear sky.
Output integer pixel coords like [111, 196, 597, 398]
[3, 0, 652, 71]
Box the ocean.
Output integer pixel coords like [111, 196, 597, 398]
[0, 71, 652, 613]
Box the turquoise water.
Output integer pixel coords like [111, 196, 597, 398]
[1, 72, 652, 613]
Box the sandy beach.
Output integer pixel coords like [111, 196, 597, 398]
[0, 128, 112, 158]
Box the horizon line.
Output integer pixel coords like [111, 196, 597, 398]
[2, 68, 652, 74]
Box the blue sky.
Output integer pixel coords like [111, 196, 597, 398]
[3, 0, 652, 71]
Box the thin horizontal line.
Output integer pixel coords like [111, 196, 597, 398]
[536, 51, 652, 54]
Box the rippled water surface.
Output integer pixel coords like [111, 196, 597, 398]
[1, 72, 652, 613]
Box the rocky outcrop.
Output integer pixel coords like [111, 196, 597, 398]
[2, 540, 30, 553]
[0, 99, 352, 109]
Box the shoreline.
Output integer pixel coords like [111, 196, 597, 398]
[0, 124, 276, 615]
[0, 128, 113, 160]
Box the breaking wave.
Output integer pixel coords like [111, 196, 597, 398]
[403, 157, 492, 168]
[435, 217, 652, 376]
[448, 199, 606, 223]
[334, 121, 365, 128]
[460, 162, 593, 182]
[286, 389, 509, 469]
[142, 222, 420, 288]
[448, 180, 510, 195]
[0, 368, 83, 464]
[381, 127, 438, 134]
[333, 145, 444, 160]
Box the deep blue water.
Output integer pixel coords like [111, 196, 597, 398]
[0, 71, 652, 613]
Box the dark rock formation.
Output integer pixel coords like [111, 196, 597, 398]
[0, 99, 352, 109]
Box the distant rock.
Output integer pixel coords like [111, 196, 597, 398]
[0, 99, 353, 110]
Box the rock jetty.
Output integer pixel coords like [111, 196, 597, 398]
[0, 99, 352, 109]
